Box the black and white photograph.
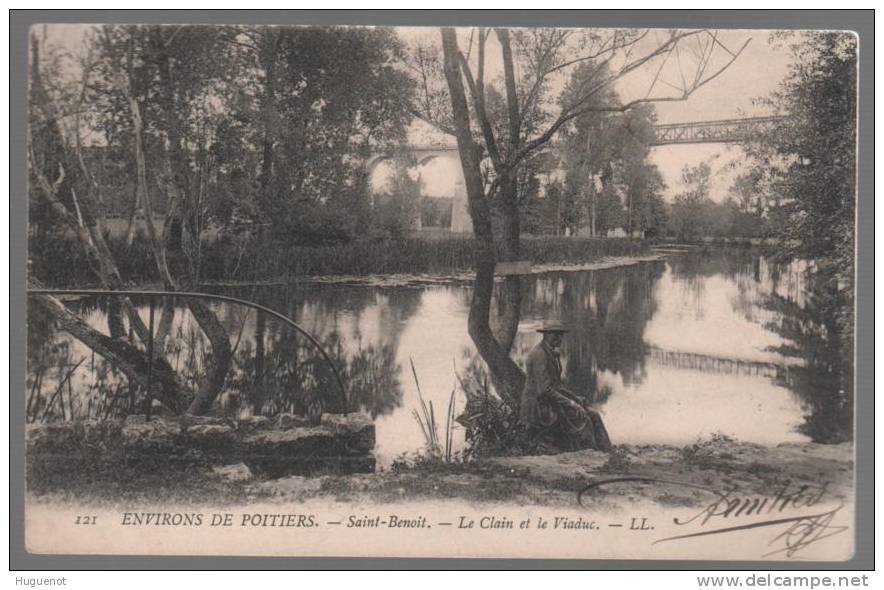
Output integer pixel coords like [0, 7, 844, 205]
[20, 15, 861, 562]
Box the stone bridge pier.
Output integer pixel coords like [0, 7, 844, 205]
[366, 145, 472, 234]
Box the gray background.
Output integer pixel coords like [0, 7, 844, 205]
[9, 9, 874, 570]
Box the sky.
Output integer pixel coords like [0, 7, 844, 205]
[387, 27, 795, 201]
[40, 24, 795, 203]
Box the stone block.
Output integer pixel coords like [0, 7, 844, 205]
[26, 412, 377, 487]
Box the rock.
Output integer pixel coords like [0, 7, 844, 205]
[241, 416, 271, 430]
[213, 463, 253, 482]
[276, 414, 312, 429]
[121, 417, 182, 452]
[322, 412, 373, 431]
[180, 415, 226, 427]
[27, 412, 377, 487]
[184, 423, 237, 455]
[254, 475, 323, 496]
[186, 423, 235, 437]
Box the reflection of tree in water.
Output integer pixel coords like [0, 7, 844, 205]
[226, 321, 403, 418]
[27, 299, 155, 422]
[465, 262, 665, 399]
[666, 247, 764, 320]
[454, 263, 664, 453]
[763, 268, 853, 443]
[205, 284, 422, 418]
[26, 285, 422, 422]
[552, 262, 665, 395]
[667, 246, 758, 280]
[670, 248, 852, 443]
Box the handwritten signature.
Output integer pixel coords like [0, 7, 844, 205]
[577, 476, 847, 558]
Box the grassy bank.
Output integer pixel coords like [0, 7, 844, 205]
[29, 234, 650, 287]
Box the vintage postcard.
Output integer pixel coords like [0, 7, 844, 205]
[22, 20, 857, 561]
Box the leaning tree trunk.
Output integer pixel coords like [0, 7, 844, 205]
[492, 173, 523, 357]
[33, 294, 189, 413]
[441, 28, 525, 403]
[29, 34, 150, 345]
[150, 28, 233, 415]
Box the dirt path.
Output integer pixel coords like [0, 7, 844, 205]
[28, 438, 852, 514]
[249, 439, 853, 511]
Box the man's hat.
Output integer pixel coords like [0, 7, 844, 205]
[537, 319, 569, 333]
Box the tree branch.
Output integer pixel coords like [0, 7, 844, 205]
[496, 28, 521, 152]
[488, 33, 750, 195]
[456, 44, 502, 170]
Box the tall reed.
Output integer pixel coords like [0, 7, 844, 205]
[409, 358, 457, 462]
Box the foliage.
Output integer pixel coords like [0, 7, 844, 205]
[742, 32, 857, 442]
[420, 197, 453, 228]
[33, 25, 417, 260]
[668, 162, 713, 241]
[454, 358, 538, 458]
[373, 158, 423, 239]
[557, 63, 667, 237]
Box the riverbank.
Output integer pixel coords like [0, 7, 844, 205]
[200, 254, 666, 288]
[29, 437, 853, 512]
[29, 234, 652, 287]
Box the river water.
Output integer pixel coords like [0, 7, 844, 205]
[28, 247, 816, 463]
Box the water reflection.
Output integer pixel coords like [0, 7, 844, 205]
[27, 248, 850, 461]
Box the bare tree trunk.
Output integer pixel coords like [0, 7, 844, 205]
[253, 309, 266, 414]
[493, 173, 522, 355]
[184, 300, 233, 414]
[441, 28, 524, 402]
[124, 182, 139, 246]
[254, 30, 280, 280]
[30, 34, 151, 344]
[151, 28, 232, 415]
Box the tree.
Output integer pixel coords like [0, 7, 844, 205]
[29, 29, 197, 412]
[754, 33, 856, 267]
[29, 25, 419, 415]
[558, 90, 661, 237]
[626, 161, 668, 237]
[374, 157, 423, 239]
[558, 64, 662, 236]
[421, 197, 453, 228]
[669, 162, 713, 241]
[411, 27, 748, 400]
[744, 32, 857, 441]
[218, 26, 415, 245]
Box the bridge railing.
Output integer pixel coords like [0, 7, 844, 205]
[27, 288, 349, 420]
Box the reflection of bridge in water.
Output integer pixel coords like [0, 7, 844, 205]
[648, 346, 797, 383]
[368, 115, 786, 233]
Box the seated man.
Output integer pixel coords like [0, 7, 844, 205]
[519, 320, 612, 452]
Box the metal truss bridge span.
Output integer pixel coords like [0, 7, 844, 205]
[372, 116, 785, 166]
[651, 115, 785, 146]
